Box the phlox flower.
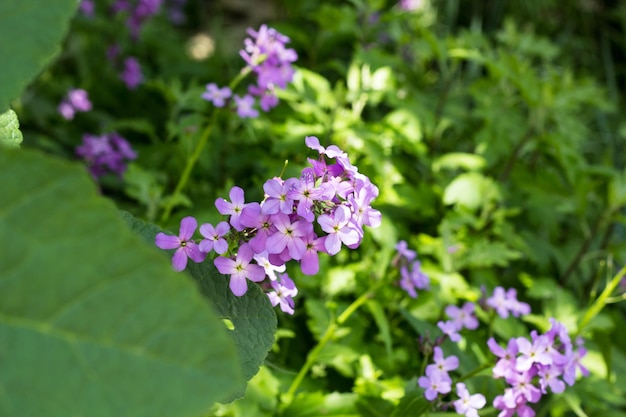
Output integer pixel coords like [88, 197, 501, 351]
[437, 319, 462, 342]
[454, 383, 486, 417]
[265, 214, 308, 260]
[215, 186, 248, 231]
[446, 302, 479, 331]
[202, 83, 232, 107]
[300, 233, 325, 275]
[214, 243, 266, 296]
[488, 337, 519, 379]
[239, 202, 275, 253]
[287, 174, 322, 222]
[426, 346, 459, 375]
[262, 177, 298, 215]
[487, 286, 531, 318]
[198, 221, 230, 254]
[155, 216, 206, 271]
[418, 366, 452, 401]
[395, 240, 416, 261]
[58, 88, 92, 120]
[267, 273, 298, 314]
[121, 57, 143, 89]
[253, 251, 286, 281]
[233, 94, 259, 118]
[318, 205, 360, 255]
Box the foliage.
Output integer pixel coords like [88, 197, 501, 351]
[4, 0, 626, 416]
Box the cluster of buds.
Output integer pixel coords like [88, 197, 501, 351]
[155, 136, 381, 313]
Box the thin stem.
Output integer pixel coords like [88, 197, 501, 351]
[159, 67, 252, 223]
[282, 281, 383, 405]
[577, 265, 626, 335]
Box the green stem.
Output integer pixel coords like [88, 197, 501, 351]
[457, 360, 495, 383]
[282, 281, 382, 405]
[160, 67, 252, 223]
[577, 265, 626, 335]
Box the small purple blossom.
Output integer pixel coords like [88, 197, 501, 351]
[198, 221, 230, 254]
[215, 186, 248, 231]
[58, 88, 92, 120]
[487, 286, 531, 318]
[202, 83, 232, 107]
[121, 57, 143, 89]
[454, 383, 486, 417]
[318, 205, 360, 255]
[76, 132, 137, 179]
[418, 366, 452, 401]
[214, 243, 266, 296]
[267, 273, 298, 314]
[233, 94, 259, 118]
[155, 216, 206, 271]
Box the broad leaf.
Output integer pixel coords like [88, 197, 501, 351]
[122, 212, 278, 392]
[0, 148, 243, 417]
[0, 109, 23, 148]
[0, 0, 78, 110]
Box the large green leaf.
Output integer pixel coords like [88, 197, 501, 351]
[0, 0, 78, 110]
[0, 148, 243, 417]
[122, 212, 278, 390]
[0, 109, 23, 148]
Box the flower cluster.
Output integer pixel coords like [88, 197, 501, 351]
[58, 88, 92, 120]
[416, 286, 588, 417]
[111, 0, 163, 39]
[486, 286, 531, 319]
[490, 319, 589, 417]
[202, 24, 298, 118]
[155, 136, 381, 313]
[437, 302, 479, 342]
[76, 132, 137, 179]
[393, 240, 429, 298]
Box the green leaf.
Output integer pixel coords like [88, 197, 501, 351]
[0, 148, 243, 417]
[0, 0, 78, 110]
[442, 172, 500, 210]
[279, 392, 359, 417]
[391, 378, 431, 417]
[0, 109, 23, 148]
[122, 212, 277, 391]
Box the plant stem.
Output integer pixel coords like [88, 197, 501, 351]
[577, 265, 626, 335]
[159, 67, 252, 223]
[282, 281, 382, 405]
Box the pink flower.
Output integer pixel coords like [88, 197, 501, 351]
[155, 216, 206, 271]
[214, 244, 266, 296]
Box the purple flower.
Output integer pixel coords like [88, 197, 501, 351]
[253, 251, 286, 281]
[300, 233, 325, 275]
[58, 88, 92, 120]
[487, 287, 531, 318]
[318, 206, 360, 255]
[198, 221, 230, 254]
[233, 94, 259, 118]
[437, 320, 461, 342]
[215, 186, 248, 231]
[426, 346, 459, 375]
[265, 214, 308, 260]
[488, 337, 519, 379]
[214, 243, 266, 296]
[418, 366, 452, 401]
[446, 302, 479, 330]
[121, 57, 143, 89]
[79, 0, 95, 16]
[267, 273, 298, 314]
[155, 216, 206, 271]
[262, 177, 297, 215]
[453, 383, 486, 417]
[395, 240, 416, 261]
[202, 83, 232, 107]
[76, 132, 137, 179]
[58, 102, 76, 120]
[67, 89, 92, 112]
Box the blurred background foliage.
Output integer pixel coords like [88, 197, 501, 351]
[14, 0, 626, 415]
